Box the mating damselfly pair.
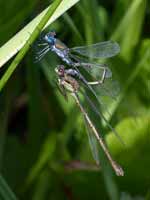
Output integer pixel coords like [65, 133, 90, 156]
[35, 31, 124, 176]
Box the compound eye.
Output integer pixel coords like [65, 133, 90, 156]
[59, 68, 63, 73]
[50, 31, 56, 37]
[58, 66, 64, 75]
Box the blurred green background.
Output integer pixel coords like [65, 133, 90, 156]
[0, 0, 149, 199]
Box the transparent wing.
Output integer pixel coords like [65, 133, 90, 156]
[95, 79, 120, 98]
[70, 41, 120, 58]
[80, 89, 124, 145]
[83, 63, 112, 79]
[69, 53, 112, 79]
[86, 65, 120, 98]
[73, 65, 123, 144]
[83, 115, 100, 165]
[73, 66, 112, 118]
[73, 61, 119, 98]
[72, 93, 100, 165]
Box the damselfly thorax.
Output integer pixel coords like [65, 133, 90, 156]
[51, 45, 72, 65]
[55, 65, 79, 93]
[59, 73, 79, 93]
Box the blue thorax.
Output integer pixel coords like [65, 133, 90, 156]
[43, 32, 73, 65]
[44, 34, 56, 46]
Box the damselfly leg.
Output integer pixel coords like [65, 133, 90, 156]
[35, 47, 50, 62]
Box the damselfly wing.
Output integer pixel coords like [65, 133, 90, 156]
[70, 41, 120, 59]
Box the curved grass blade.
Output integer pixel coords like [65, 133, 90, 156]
[0, 174, 18, 200]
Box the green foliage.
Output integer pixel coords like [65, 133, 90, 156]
[0, 0, 149, 199]
[112, 0, 146, 62]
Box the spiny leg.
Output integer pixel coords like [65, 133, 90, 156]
[36, 45, 50, 55]
[58, 79, 68, 100]
[37, 43, 48, 46]
[35, 47, 50, 62]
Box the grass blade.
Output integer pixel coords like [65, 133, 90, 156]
[111, 0, 146, 62]
[0, 175, 18, 200]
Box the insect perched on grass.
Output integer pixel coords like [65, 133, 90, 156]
[35, 30, 119, 83]
[35, 31, 120, 124]
[35, 31, 120, 66]
[55, 65, 124, 176]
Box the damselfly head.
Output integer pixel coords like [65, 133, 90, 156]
[44, 31, 56, 45]
[55, 65, 65, 77]
[49, 30, 56, 37]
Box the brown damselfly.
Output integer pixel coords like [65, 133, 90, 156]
[55, 65, 124, 176]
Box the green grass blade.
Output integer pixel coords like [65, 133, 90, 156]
[111, 0, 146, 62]
[63, 13, 83, 43]
[0, 174, 18, 200]
[23, 133, 56, 191]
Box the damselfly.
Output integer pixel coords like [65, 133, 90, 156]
[35, 31, 120, 66]
[35, 31, 120, 116]
[55, 65, 124, 176]
[35, 31, 118, 81]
